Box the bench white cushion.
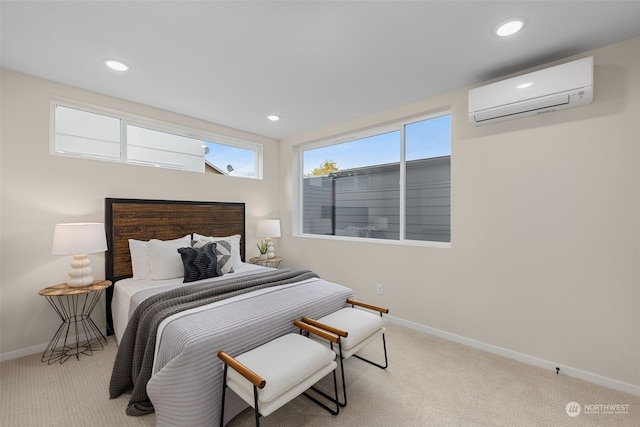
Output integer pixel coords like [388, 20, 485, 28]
[226, 333, 337, 416]
[317, 308, 386, 358]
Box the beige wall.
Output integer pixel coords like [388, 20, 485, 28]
[1, 37, 638, 394]
[0, 70, 280, 357]
[280, 37, 640, 392]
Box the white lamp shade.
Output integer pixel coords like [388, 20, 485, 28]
[52, 223, 108, 255]
[256, 219, 281, 238]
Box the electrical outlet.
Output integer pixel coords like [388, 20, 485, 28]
[376, 283, 384, 295]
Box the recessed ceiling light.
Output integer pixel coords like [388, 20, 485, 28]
[267, 115, 280, 121]
[104, 60, 129, 71]
[495, 19, 524, 37]
[516, 82, 533, 89]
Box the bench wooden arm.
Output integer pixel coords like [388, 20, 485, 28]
[347, 298, 389, 314]
[218, 350, 266, 389]
[301, 317, 348, 338]
[294, 319, 340, 343]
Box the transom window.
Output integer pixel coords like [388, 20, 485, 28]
[299, 113, 451, 243]
[52, 103, 262, 178]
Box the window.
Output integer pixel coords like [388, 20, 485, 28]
[204, 141, 258, 178]
[300, 113, 451, 243]
[54, 105, 121, 161]
[52, 103, 262, 178]
[126, 125, 206, 171]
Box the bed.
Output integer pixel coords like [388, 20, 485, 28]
[104, 198, 354, 425]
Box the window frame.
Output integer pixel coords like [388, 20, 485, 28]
[50, 100, 263, 179]
[294, 111, 451, 248]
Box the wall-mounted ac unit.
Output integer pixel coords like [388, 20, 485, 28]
[468, 56, 593, 126]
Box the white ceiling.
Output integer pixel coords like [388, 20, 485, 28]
[2, 1, 640, 141]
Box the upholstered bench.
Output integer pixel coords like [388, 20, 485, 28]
[218, 320, 340, 426]
[302, 298, 388, 406]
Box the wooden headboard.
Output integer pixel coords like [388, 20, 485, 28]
[104, 198, 245, 334]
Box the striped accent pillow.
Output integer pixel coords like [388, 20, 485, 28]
[194, 239, 234, 274]
[213, 240, 235, 274]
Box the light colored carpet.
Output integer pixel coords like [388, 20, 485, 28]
[1, 322, 638, 426]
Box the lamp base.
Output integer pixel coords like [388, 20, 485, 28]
[67, 254, 94, 287]
[266, 239, 276, 258]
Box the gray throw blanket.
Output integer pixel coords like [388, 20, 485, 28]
[109, 268, 319, 416]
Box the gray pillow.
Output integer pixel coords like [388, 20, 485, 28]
[178, 242, 222, 283]
[214, 239, 234, 274]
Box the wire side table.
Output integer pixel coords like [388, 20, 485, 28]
[38, 280, 112, 364]
[249, 256, 284, 268]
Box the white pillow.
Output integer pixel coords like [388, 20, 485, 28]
[193, 233, 242, 269]
[148, 234, 192, 280]
[128, 234, 191, 280]
[128, 239, 151, 280]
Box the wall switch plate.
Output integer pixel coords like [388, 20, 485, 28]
[376, 283, 384, 295]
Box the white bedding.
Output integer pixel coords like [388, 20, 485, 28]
[111, 262, 268, 344]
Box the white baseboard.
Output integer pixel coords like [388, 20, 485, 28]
[0, 343, 48, 362]
[0, 330, 107, 363]
[388, 315, 640, 397]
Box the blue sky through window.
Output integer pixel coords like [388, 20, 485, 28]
[406, 114, 451, 161]
[303, 114, 451, 174]
[205, 142, 255, 177]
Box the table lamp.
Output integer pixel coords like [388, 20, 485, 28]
[52, 223, 108, 287]
[256, 219, 281, 259]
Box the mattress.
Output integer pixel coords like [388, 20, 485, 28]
[111, 262, 267, 344]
